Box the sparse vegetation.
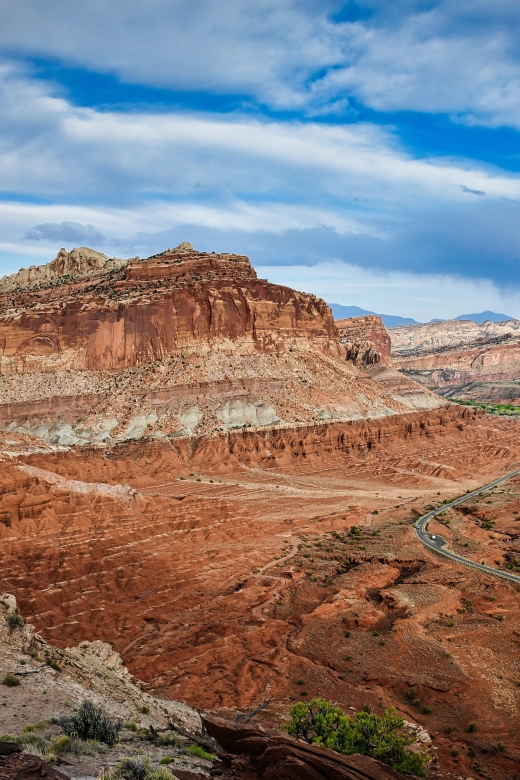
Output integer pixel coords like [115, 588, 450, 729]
[406, 687, 420, 706]
[6, 612, 24, 631]
[0, 731, 96, 764]
[104, 758, 174, 780]
[45, 657, 62, 672]
[2, 674, 20, 687]
[282, 699, 428, 776]
[185, 744, 215, 760]
[60, 700, 123, 745]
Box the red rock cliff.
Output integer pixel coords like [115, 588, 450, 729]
[0, 245, 340, 373]
[336, 315, 393, 368]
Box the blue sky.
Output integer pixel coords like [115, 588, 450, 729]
[1, 0, 520, 320]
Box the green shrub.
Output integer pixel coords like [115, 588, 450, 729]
[406, 687, 420, 705]
[282, 699, 427, 777]
[466, 723, 477, 733]
[184, 744, 215, 761]
[6, 613, 23, 631]
[62, 701, 122, 745]
[2, 674, 20, 687]
[45, 657, 62, 672]
[422, 706, 431, 714]
[159, 757, 170, 765]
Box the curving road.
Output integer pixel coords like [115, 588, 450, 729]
[414, 466, 520, 583]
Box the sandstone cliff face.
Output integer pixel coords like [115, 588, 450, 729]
[390, 318, 520, 399]
[336, 315, 393, 368]
[0, 246, 443, 444]
[0, 244, 339, 373]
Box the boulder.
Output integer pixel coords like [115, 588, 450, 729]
[203, 715, 407, 780]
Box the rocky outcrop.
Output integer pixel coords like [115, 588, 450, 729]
[0, 248, 126, 290]
[203, 715, 407, 779]
[390, 318, 520, 399]
[0, 593, 203, 737]
[337, 315, 393, 368]
[0, 744, 70, 780]
[0, 244, 339, 373]
[0, 246, 443, 443]
[335, 317, 441, 412]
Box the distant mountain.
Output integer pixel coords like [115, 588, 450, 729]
[329, 304, 516, 329]
[328, 303, 418, 329]
[455, 311, 514, 324]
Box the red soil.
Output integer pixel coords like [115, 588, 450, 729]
[1, 405, 520, 778]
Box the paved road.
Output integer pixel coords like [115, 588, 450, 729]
[414, 467, 520, 583]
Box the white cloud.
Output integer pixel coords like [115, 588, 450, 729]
[258, 261, 520, 321]
[0, 62, 519, 293]
[1, 63, 519, 210]
[1, 1, 520, 125]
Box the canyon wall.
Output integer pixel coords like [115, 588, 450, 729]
[390, 317, 520, 401]
[0, 245, 443, 445]
[0, 245, 339, 374]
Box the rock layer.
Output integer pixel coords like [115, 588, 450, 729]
[203, 715, 407, 779]
[0, 246, 443, 443]
[0, 247, 126, 290]
[1, 403, 520, 777]
[337, 315, 393, 368]
[390, 318, 520, 400]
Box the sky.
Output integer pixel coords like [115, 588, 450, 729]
[1, 0, 520, 321]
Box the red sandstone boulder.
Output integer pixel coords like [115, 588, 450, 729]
[203, 715, 407, 780]
[0, 744, 70, 780]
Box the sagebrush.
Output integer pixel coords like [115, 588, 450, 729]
[61, 701, 122, 745]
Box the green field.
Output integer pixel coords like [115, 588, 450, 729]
[451, 398, 520, 417]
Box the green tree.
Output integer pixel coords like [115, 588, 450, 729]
[282, 698, 427, 777]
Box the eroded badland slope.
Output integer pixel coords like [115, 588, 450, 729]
[1, 247, 519, 779]
[390, 318, 520, 402]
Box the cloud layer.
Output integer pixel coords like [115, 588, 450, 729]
[1, 1, 520, 124]
[1, 2, 520, 317]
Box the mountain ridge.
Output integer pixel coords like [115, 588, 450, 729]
[328, 302, 514, 326]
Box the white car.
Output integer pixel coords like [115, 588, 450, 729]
[431, 535, 436, 539]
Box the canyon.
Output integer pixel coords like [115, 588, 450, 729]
[1, 246, 520, 779]
[389, 318, 520, 402]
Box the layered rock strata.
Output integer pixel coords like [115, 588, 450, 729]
[0, 246, 443, 444]
[203, 715, 408, 780]
[1, 405, 520, 777]
[390, 318, 520, 399]
[336, 315, 393, 368]
[336, 316, 439, 413]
